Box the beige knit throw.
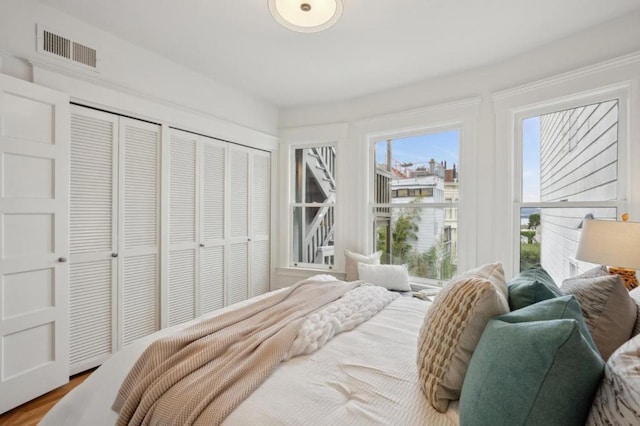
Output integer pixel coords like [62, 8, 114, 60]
[113, 278, 359, 426]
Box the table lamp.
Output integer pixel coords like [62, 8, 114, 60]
[576, 215, 640, 290]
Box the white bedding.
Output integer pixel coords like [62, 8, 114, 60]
[42, 286, 458, 426]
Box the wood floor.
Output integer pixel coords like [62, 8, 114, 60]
[0, 369, 94, 426]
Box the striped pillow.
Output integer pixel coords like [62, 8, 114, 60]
[417, 262, 509, 412]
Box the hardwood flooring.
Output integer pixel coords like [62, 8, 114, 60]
[0, 369, 94, 426]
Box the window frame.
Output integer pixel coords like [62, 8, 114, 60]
[511, 86, 630, 277]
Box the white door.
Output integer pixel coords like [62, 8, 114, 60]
[0, 74, 69, 412]
[118, 118, 160, 347]
[200, 139, 226, 314]
[227, 147, 250, 305]
[68, 107, 118, 374]
[250, 151, 271, 297]
[167, 130, 198, 326]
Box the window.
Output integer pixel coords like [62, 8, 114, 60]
[292, 145, 336, 267]
[516, 97, 625, 284]
[373, 130, 460, 284]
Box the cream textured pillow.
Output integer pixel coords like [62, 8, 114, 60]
[357, 263, 411, 292]
[628, 287, 640, 337]
[417, 262, 509, 412]
[344, 249, 381, 281]
[562, 268, 636, 360]
[587, 333, 640, 425]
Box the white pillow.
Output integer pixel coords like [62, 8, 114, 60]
[344, 249, 381, 281]
[357, 263, 411, 292]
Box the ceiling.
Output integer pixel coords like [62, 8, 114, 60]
[38, 0, 640, 107]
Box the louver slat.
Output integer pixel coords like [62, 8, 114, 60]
[123, 254, 158, 346]
[168, 249, 196, 326]
[170, 136, 197, 244]
[228, 243, 248, 305]
[203, 143, 225, 241]
[123, 124, 159, 249]
[69, 260, 112, 370]
[201, 246, 224, 314]
[70, 114, 113, 255]
[229, 150, 248, 238]
[251, 240, 270, 297]
[252, 153, 270, 237]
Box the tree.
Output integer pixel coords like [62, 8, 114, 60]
[528, 213, 540, 230]
[520, 230, 536, 244]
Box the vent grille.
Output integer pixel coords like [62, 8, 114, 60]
[38, 25, 99, 70]
[43, 30, 71, 59]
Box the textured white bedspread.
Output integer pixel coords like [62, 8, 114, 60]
[42, 288, 458, 426]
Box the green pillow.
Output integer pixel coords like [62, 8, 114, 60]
[507, 264, 562, 310]
[459, 296, 604, 426]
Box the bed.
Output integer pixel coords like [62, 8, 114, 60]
[41, 276, 459, 425]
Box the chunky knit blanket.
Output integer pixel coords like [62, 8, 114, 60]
[112, 278, 360, 426]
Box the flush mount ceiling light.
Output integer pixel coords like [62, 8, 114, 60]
[268, 0, 343, 33]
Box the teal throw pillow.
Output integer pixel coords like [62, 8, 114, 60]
[507, 264, 562, 310]
[459, 296, 604, 426]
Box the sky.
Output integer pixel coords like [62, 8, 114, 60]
[377, 121, 541, 203]
[376, 129, 460, 172]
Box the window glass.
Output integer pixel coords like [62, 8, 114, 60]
[374, 130, 460, 283]
[519, 99, 620, 283]
[292, 146, 335, 267]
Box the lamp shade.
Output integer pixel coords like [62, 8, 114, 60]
[576, 219, 640, 270]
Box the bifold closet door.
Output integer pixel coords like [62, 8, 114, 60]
[118, 118, 160, 346]
[69, 107, 117, 374]
[227, 147, 250, 305]
[200, 140, 226, 315]
[167, 130, 198, 326]
[250, 151, 271, 297]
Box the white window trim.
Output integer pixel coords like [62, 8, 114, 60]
[277, 123, 349, 273]
[353, 97, 481, 284]
[509, 83, 631, 276]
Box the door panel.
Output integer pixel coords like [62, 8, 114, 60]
[68, 107, 117, 374]
[0, 74, 69, 413]
[118, 118, 160, 347]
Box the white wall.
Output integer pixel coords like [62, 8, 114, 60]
[276, 11, 640, 285]
[0, 0, 279, 138]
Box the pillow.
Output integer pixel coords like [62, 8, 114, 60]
[587, 333, 640, 425]
[357, 263, 411, 292]
[417, 262, 508, 412]
[563, 267, 636, 360]
[630, 287, 640, 337]
[507, 264, 563, 310]
[460, 296, 604, 426]
[344, 249, 381, 281]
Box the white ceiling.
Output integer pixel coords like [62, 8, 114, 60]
[38, 0, 640, 107]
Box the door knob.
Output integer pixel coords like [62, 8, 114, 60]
[200, 244, 205, 248]
[58, 257, 67, 263]
[111, 253, 119, 258]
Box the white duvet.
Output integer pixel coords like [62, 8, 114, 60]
[42, 281, 459, 425]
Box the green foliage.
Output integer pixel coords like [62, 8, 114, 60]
[520, 243, 541, 271]
[520, 230, 536, 244]
[528, 213, 540, 230]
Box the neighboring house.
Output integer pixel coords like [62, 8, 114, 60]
[539, 100, 619, 284]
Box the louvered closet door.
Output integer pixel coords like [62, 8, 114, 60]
[118, 118, 160, 347]
[200, 139, 226, 314]
[250, 151, 271, 297]
[227, 147, 250, 305]
[168, 130, 198, 326]
[69, 107, 117, 374]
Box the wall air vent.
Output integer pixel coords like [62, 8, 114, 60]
[37, 24, 100, 71]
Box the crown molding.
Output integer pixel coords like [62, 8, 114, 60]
[492, 50, 640, 102]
